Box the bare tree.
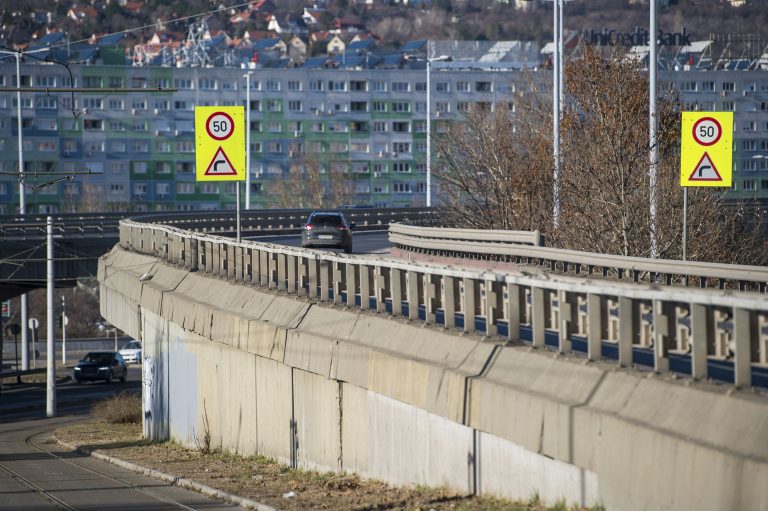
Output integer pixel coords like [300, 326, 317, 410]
[433, 47, 768, 264]
[269, 153, 353, 209]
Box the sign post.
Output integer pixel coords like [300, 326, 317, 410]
[195, 106, 246, 242]
[679, 111, 733, 260]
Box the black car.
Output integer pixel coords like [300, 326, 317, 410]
[301, 212, 355, 253]
[73, 351, 128, 384]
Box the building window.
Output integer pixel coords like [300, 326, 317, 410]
[351, 101, 368, 112]
[198, 79, 217, 90]
[722, 101, 735, 111]
[176, 141, 195, 153]
[309, 80, 323, 91]
[392, 121, 410, 133]
[393, 162, 411, 173]
[83, 119, 103, 130]
[177, 183, 195, 194]
[174, 79, 193, 89]
[268, 120, 281, 133]
[157, 162, 172, 173]
[436, 101, 449, 113]
[133, 141, 149, 153]
[350, 80, 366, 92]
[83, 76, 102, 88]
[267, 100, 282, 112]
[373, 121, 387, 132]
[679, 81, 697, 92]
[391, 102, 410, 113]
[201, 183, 218, 194]
[393, 182, 411, 193]
[702, 81, 715, 92]
[475, 81, 492, 92]
[110, 141, 127, 152]
[132, 100, 147, 110]
[328, 80, 346, 91]
[133, 162, 148, 174]
[287, 80, 301, 91]
[288, 100, 302, 112]
[743, 180, 756, 191]
[392, 81, 409, 92]
[722, 82, 735, 92]
[436, 82, 450, 92]
[373, 101, 387, 112]
[415, 102, 426, 113]
[393, 142, 410, 154]
[83, 98, 103, 110]
[108, 99, 124, 110]
[266, 79, 281, 91]
[373, 81, 386, 92]
[36, 97, 57, 109]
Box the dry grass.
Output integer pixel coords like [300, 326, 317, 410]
[91, 391, 142, 424]
[54, 396, 604, 511]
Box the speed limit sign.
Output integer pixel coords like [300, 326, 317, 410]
[691, 117, 721, 146]
[205, 112, 234, 141]
[680, 111, 732, 187]
[194, 106, 245, 182]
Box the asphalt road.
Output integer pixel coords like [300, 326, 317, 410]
[0, 369, 248, 511]
[248, 229, 390, 255]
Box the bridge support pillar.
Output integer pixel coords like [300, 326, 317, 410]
[505, 283, 523, 343]
[407, 271, 420, 321]
[391, 269, 403, 316]
[690, 303, 711, 380]
[345, 263, 357, 308]
[734, 307, 754, 388]
[588, 294, 607, 361]
[618, 296, 637, 367]
[442, 276, 456, 329]
[531, 287, 546, 348]
[558, 290, 577, 353]
[463, 278, 477, 334]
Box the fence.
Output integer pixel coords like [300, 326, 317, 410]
[119, 219, 768, 389]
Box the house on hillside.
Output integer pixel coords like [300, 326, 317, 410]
[288, 35, 307, 64]
[67, 5, 98, 23]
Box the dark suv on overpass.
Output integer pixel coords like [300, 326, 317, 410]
[301, 212, 355, 253]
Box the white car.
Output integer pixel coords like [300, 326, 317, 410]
[118, 340, 142, 364]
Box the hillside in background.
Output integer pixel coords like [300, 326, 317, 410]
[0, 0, 766, 51]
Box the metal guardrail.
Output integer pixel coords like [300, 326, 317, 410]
[0, 208, 433, 239]
[116, 219, 768, 389]
[389, 223, 768, 292]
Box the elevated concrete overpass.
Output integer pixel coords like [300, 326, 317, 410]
[98, 218, 768, 511]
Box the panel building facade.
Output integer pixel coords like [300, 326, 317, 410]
[0, 62, 766, 213]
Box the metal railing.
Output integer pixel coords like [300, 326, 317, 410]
[117, 219, 768, 389]
[390, 223, 768, 292]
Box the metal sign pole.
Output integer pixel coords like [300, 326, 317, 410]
[236, 183, 241, 243]
[683, 187, 688, 261]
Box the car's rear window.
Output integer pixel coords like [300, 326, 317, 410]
[310, 215, 344, 226]
[84, 353, 112, 364]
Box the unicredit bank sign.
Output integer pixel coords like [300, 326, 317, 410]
[585, 28, 692, 47]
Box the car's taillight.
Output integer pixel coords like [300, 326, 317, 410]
[337, 226, 348, 230]
[304, 224, 314, 230]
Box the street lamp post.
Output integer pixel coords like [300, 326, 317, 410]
[649, 0, 659, 258]
[243, 71, 254, 210]
[425, 43, 450, 209]
[0, 47, 47, 372]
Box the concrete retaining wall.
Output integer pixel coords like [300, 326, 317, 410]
[99, 246, 768, 511]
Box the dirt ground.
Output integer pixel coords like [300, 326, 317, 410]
[54, 419, 601, 511]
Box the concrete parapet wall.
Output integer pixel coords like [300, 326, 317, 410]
[99, 247, 768, 511]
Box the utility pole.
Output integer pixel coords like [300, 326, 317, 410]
[61, 295, 67, 365]
[649, 0, 659, 258]
[46, 216, 56, 418]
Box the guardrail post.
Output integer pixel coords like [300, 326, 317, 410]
[287, 255, 297, 293]
[618, 296, 637, 367]
[268, 252, 277, 289]
[558, 290, 577, 353]
[297, 255, 308, 296]
[531, 287, 545, 348]
[587, 294, 608, 361]
[424, 274, 437, 324]
[189, 238, 199, 271]
[306, 257, 318, 298]
[733, 307, 754, 388]
[407, 271, 420, 320]
[333, 262, 344, 304]
[359, 264, 370, 310]
[211, 242, 221, 276]
[235, 246, 244, 282]
[690, 303, 711, 380]
[277, 253, 287, 291]
[505, 283, 523, 343]
[346, 263, 358, 308]
[442, 276, 457, 329]
[485, 280, 501, 337]
[653, 300, 674, 373]
[374, 266, 387, 312]
[463, 278, 477, 334]
[226, 244, 235, 280]
[258, 250, 268, 287]
[391, 269, 403, 316]
[319, 260, 330, 301]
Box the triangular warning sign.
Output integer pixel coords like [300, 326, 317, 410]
[688, 152, 722, 182]
[204, 147, 238, 176]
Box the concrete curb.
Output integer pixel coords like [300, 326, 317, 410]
[53, 435, 278, 511]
